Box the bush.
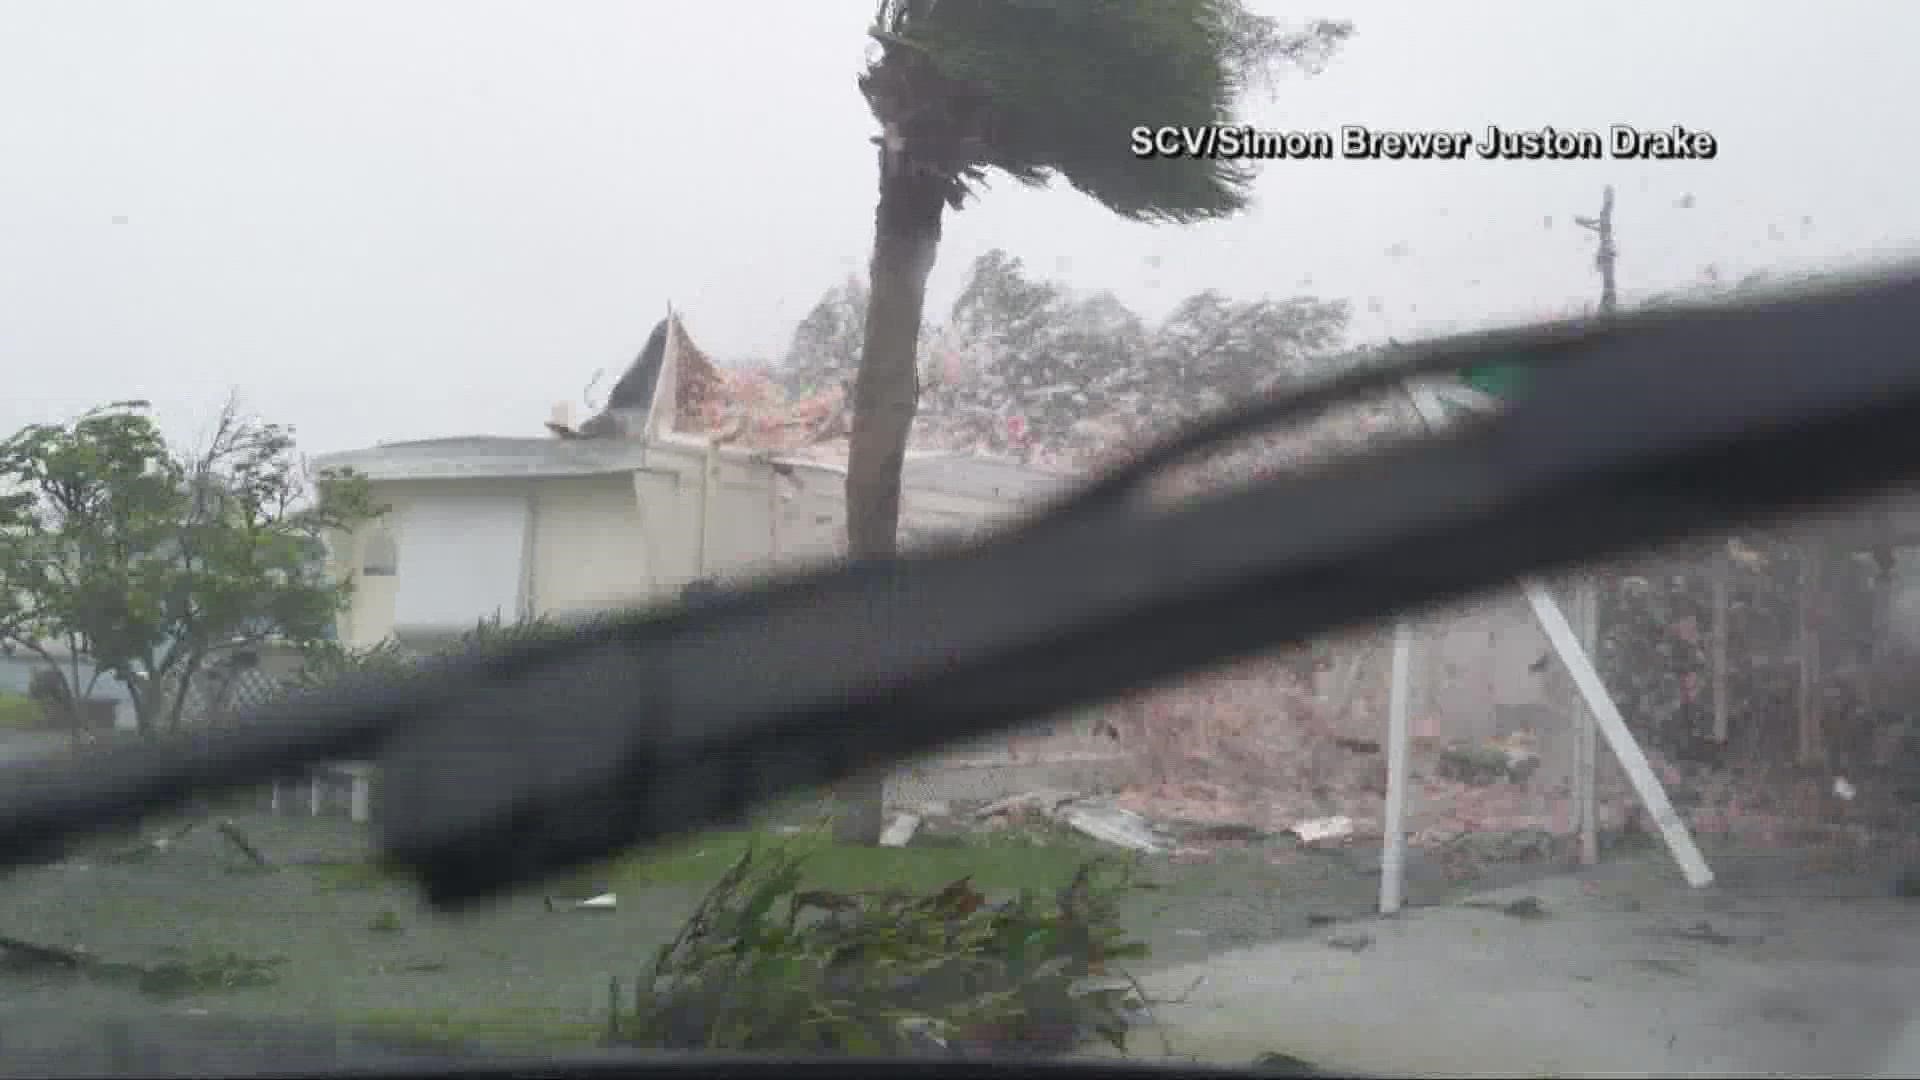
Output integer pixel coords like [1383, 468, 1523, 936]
[284, 613, 574, 695]
[612, 834, 1151, 1058]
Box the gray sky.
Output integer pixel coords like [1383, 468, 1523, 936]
[3, 1, 1914, 456]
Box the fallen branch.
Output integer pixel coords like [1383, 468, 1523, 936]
[216, 819, 273, 868]
[0, 933, 89, 969]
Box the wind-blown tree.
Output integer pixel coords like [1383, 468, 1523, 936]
[837, 0, 1352, 842]
[1134, 290, 1351, 426]
[928, 249, 1152, 456]
[780, 275, 871, 399]
[0, 397, 382, 738]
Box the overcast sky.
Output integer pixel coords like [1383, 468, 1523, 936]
[3, 1, 1914, 456]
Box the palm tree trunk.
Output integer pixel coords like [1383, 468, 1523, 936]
[834, 150, 947, 846]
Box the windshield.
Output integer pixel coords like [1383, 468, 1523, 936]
[4, 3, 1919, 1076]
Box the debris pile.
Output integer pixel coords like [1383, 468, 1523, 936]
[657, 320, 1920, 864]
[667, 319, 847, 452]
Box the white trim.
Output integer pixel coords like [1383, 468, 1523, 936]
[315, 440, 655, 483]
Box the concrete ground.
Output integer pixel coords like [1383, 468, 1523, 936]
[1125, 846, 1920, 1077]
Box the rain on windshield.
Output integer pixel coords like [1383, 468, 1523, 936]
[3, 2, 1919, 1076]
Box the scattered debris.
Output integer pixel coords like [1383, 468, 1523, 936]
[1252, 1050, 1326, 1076]
[1185, 822, 1265, 845]
[215, 819, 273, 869]
[1464, 895, 1549, 919]
[1286, 816, 1355, 847]
[878, 813, 921, 848]
[975, 789, 1080, 823]
[0, 934, 89, 970]
[100, 816, 273, 869]
[544, 892, 618, 913]
[1652, 920, 1737, 947]
[1833, 776, 1857, 802]
[1325, 932, 1373, 953]
[1059, 803, 1166, 853]
[1437, 735, 1540, 787]
[1503, 896, 1548, 919]
[1447, 827, 1558, 865]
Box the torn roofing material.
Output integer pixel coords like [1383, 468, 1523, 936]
[574, 317, 671, 439]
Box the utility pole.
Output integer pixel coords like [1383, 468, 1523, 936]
[1565, 184, 1616, 864]
[1573, 185, 1618, 316]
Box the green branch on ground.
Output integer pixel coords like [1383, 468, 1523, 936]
[610, 832, 1152, 1057]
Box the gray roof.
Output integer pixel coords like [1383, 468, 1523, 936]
[315, 436, 1070, 506]
[314, 436, 654, 481]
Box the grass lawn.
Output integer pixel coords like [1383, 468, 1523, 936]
[0, 691, 42, 729]
[295, 819, 1137, 1054]
[308, 819, 1118, 899]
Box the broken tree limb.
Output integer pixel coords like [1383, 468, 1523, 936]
[0, 933, 89, 969]
[216, 819, 273, 868]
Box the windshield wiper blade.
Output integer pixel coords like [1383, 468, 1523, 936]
[1, 267, 1917, 907]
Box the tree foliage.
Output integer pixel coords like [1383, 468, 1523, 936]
[780, 248, 1351, 459]
[612, 835, 1150, 1058]
[0, 397, 383, 735]
[865, 0, 1352, 221]
[780, 276, 870, 399]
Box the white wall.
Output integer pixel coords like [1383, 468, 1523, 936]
[332, 446, 1054, 648]
[388, 492, 531, 645]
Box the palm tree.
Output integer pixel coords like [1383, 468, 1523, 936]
[834, 0, 1353, 843]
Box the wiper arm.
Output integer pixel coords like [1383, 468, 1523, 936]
[1, 267, 1917, 910]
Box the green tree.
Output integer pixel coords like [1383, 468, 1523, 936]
[931, 249, 1153, 455]
[0, 397, 383, 738]
[1141, 289, 1350, 424]
[835, 0, 1351, 843]
[779, 275, 870, 398]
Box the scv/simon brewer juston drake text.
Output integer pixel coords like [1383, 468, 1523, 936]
[1128, 124, 1717, 161]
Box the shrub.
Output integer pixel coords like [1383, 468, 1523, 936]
[612, 834, 1151, 1058]
[284, 613, 574, 694]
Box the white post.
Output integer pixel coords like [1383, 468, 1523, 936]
[309, 773, 324, 817]
[1521, 579, 1714, 887]
[349, 769, 372, 825]
[1710, 550, 1731, 743]
[270, 779, 283, 815]
[1574, 579, 1600, 865]
[1405, 377, 1712, 888]
[1380, 621, 1415, 915]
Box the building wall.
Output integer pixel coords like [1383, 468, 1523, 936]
[329, 446, 1053, 651]
[533, 473, 657, 619]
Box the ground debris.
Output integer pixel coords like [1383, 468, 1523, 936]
[1325, 932, 1373, 953]
[878, 813, 921, 847]
[974, 789, 1079, 823]
[0, 934, 90, 970]
[1252, 1049, 1327, 1075]
[1059, 803, 1166, 853]
[1285, 815, 1355, 847]
[1646, 920, 1738, 946]
[1463, 895, 1549, 919]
